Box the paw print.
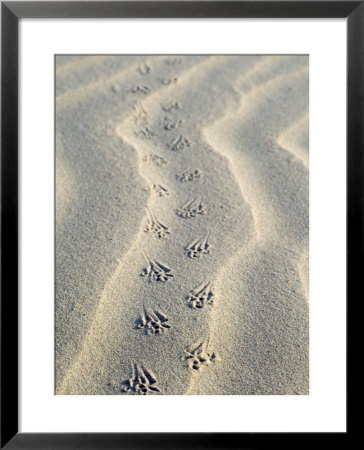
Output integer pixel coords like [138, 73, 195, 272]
[176, 168, 202, 182]
[168, 135, 191, 151]
[185, 232, 211, 258]
[141, 256, 174, 283]
[144, 207, 170, 239]
[187, 281, 215, 309]
[121, 363, 160, 395]
[182, 336, 217, 372]
[142, 152, 167, 167]
[162, 100, 180, 112]
[176, 198, 206, 218]
[131, 85, 150, 95]
[136, 308, 171, 335]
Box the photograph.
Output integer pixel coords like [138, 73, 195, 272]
[55, 55, 309, 395]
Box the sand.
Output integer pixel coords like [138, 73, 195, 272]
[55, 55, 309, 395]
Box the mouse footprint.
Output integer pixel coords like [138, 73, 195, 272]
[136, 308, 171, 335]
[121, 363, 160, 395]
[186, 281, 215, 309]
[176, 168, 202, 182]
[185, 232, 211, 258]
[182, 335, 218, 372]
[176, 198, 206, 218]
[144, 207, 170, 239]
[168, 135, 191, 151]
[141, 256, 174, 283]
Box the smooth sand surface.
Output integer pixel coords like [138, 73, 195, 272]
[56, 55, 309, 395]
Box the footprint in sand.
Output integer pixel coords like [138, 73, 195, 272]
[141, 256, 174, 283]
[162, 100, 181, 112]
[145, 177, 169, 197]
[176, 197, 206, 218]
[168, 135, 191, 151]
[165, 57, 182, 66]
[131, 85, 150, 95]
[138, 61, 151, 75]
[133, 103, 148, 125]
[152, 183, 169, 197]
[135, 308, 171, 335]
[121, 363, 160, 395]
[161, 75, 179, 86]
[176, 168, 202, 183]
[133, 103, 157, 139]
[142, 152, 167, 167]
[134, 126, 157, 140]
[186, 281, 215, 309]
[144, 207, 170, 239]
[163, 116, 183, 131]
[185, 232, 211, 258]
[182, 336, 218, 372]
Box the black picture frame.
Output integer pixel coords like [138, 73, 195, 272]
[1, 1, 354, 448]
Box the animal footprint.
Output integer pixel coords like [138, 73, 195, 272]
[182, 336, 217, 371]
[133, 103, 156, 139]
[132, 85, 150, 95]
[161, 76, 178, 85]
[168, 135, 191, 151]
[136, 308, 171, 335]
[141, 256, 174, 283]
[176, 168, 202, 182]
[121, 363, 160, 395]
[144, 207, 170, 239]
[162, 100, 180, 112]
[146, 178, 169, 197]
[186, 281, 215, 309]
[185, 232, 211, 258]
[133, 103, 148, 125]
[142, 152, 167, 167]
[163, 116, 182, 131]
[153, 184, 169, 197]
[134, 126, 157, 140]
[138, 61, 150, 75]
[176, 198, 206, 218]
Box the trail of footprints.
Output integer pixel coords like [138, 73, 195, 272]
[118, 60, 218, 394]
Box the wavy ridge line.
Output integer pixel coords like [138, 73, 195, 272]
[184, 62, 309, 394]
[276, 113, 309, 168]
[57, 59, 215, 392]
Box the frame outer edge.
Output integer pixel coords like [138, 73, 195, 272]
[347, 0, 363, 426]
[2, 1, 362, 19]
[1, 1, 357, 447]
[1, 3, 19, 449]
[1, 2, 19, 445]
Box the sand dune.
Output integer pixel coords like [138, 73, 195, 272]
[56, 55, 308, 395]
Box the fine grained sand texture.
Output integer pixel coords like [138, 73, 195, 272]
[56, 55, 309, 395]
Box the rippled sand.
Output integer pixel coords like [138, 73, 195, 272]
[56, 55, 308, 395]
